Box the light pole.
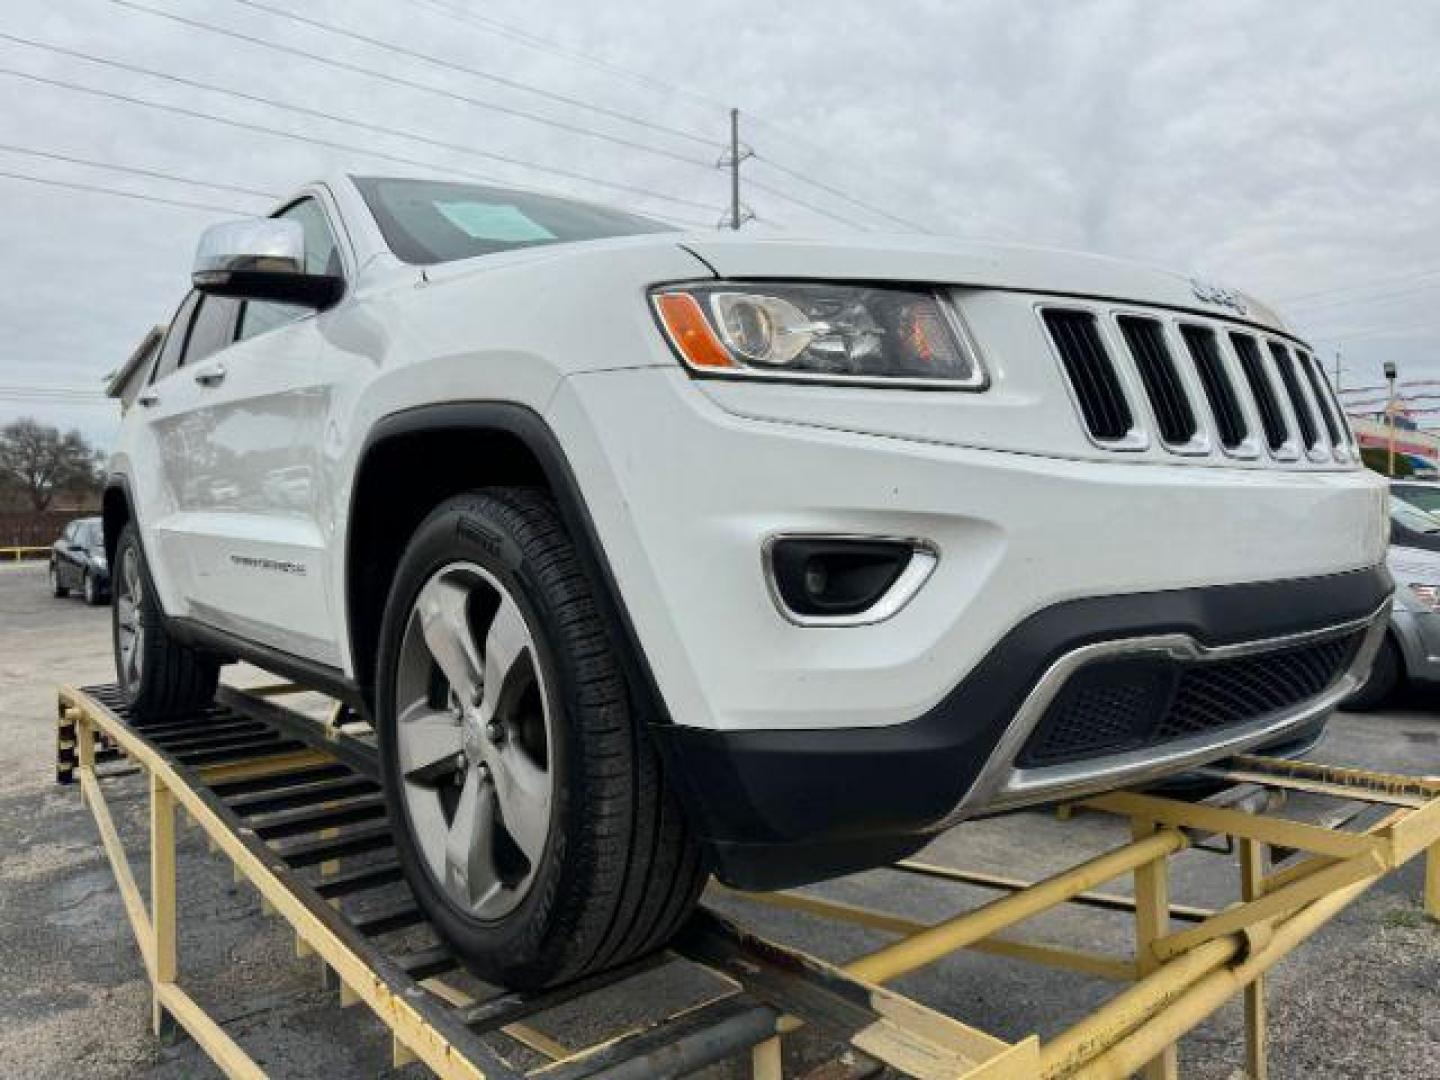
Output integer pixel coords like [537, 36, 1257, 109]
[1385, 360, 1398, 477]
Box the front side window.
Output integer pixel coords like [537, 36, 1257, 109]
[184, 296, 241, 365]
[236, 196, 341, 341]
[354, 176, 673, 265]
[151, 292, 200, 383]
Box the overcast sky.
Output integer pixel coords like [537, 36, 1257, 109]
[2, 0, 1438, 446]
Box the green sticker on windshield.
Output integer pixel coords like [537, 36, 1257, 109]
[434, 201, 557, 242]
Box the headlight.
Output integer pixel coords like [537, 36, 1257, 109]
[1407, 583, 1440, 611]
[651, 282, 984, 388]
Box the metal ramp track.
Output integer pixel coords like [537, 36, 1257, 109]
[57, 682, 1440, 1077]
[57, 683, 1032, 1078]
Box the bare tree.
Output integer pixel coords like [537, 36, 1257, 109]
[0, 418, 103, 511]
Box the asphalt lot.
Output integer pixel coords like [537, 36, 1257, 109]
[0, 559, 1436, 1079]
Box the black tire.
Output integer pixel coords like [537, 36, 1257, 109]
[49, 562, 69, 598]
[112, 524, 220, 719]
[83, 571, 103, 606]
[1343, 635, 1401, 711]
[376, 487, 707, 989]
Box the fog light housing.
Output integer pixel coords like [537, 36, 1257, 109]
[766, 536, 938, 625]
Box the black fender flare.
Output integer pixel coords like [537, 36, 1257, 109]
[348, 401, 673, 725]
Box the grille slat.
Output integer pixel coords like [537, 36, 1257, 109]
[1297, 351, 1346, 453]
[1180, 325, 1248, 450]
[1268, 342, 1321, 451]
[1229, 333, 1290, 451]
[1019, 631, 1361, 768]
[1118, 316, 1197, 445]
[1042, 309, 1134, 441]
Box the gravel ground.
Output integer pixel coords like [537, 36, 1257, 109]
[0, 559, 1436, 1078]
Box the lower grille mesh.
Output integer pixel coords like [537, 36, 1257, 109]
[1019, 631, 1363, 768]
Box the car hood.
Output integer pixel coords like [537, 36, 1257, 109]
[676, 233, 1291, 336]
[1389, 544, 1440, 579]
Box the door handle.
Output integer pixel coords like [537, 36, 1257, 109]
[137, 391, 159, 408]
[193, 363, 227, 387]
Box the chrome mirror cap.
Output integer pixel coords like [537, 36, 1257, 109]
[190, 217, 342, 309]
[192, 218, 305, 283]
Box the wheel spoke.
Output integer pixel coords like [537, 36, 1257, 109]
[124, 554, 141, 604]
[444, 766, 500, 908]
[487, 742, 550, 865]
[397, 702, 463, 783]
[415, 576, 483, 704]
[479, 594, 531, 721]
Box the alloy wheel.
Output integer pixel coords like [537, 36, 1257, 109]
[394, 562, 555, 920]
[116, 546, 145, 689]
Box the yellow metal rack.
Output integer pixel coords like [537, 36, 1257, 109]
[58, 683, 1439, 1079]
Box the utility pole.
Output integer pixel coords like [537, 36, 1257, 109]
[1385, 360, 1398, 477]
[717, 108, 753, 230]
[1334, 348, 1342, 394]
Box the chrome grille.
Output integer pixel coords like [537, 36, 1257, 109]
[1040, 303, 1353, 463]
[1180, 325, 1248, 450]
[1041, 309, 1133, 441]
[1230, 333, 1288, 452]
[1117, 316, 1196, 445]
[1268, 341, 1321, 453]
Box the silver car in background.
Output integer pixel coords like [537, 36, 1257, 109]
[1346, 494, 1440, 707]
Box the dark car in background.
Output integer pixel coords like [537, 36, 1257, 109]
[50, 517, 109, 605]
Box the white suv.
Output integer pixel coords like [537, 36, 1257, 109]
[105, 174, 1391, 988]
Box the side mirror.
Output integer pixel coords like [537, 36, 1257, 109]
[192, 218, 343, 309]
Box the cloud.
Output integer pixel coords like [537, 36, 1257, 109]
[1, 0, 1437, 445]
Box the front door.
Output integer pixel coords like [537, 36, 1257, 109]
[137, 196, 348, 665]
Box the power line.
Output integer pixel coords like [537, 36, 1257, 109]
[401, 0, 731, 117]
[746, 174, 871, 231]
[0, 165, 247, 215]
[225, 0, 715, 149]
[0, 67, 709, 225]
[1283, 278, 1440, 316]
[750, 152, 929, 233]
[108, 0, 716, 169]
[0, 65, 508, 186]
[0, 139, 278, 201]
[0, 31, 716, 212]
[1309, 320, 1440, 344]
[0, 386, 107, 399]
[398, 0, 924, 233]
[1276, 267, 1440, 306]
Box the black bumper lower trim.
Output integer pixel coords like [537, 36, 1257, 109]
[652, 564, 1392, 889]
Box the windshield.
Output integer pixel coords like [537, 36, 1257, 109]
[1392, 484, 1440, 515]
[78, 521, 103, 548]
[1391, 500, 1440, 535]
[354, 177, 675, 265]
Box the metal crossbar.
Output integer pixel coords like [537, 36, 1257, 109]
[58, 683, 1440, 1079]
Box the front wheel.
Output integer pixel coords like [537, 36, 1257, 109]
[112, 524, 219, 719]
[376, 488, 706, 989]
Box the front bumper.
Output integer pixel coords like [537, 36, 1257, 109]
[654, 568, 1390, 887]
[546, 366, 1391, 887]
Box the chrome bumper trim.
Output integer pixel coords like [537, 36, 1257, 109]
[946, 599, 1392, 823]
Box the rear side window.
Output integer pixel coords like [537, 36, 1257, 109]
[184, 296, 240, 365]
[151, 292, 200, 383]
